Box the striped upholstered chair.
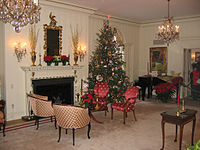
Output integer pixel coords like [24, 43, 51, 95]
[111, 86, 139, 124]
[53, 105, 91, 146]
[0, 100, 6, 136]
[28, 94, 56, 130]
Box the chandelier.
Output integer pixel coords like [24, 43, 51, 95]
[157, 0, 179, 46]
[0, 0, 41, 33]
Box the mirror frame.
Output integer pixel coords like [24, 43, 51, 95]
[43, 13, 62, 57]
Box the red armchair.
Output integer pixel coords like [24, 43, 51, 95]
[93, 82, 109, 115]
[111, 86, 139, 124]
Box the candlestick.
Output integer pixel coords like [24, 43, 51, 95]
[38, 53, 42, 66]
[180, 92, 186, 113]
[81, 79, 83, 95]
[177, 94, 180, 105]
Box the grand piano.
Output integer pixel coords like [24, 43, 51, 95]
[138, 75, 182, 100]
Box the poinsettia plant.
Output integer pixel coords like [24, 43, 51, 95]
[154, 83, 177, 103]
[61, 55, 69, 63]
[81, 92, 96, 108]
[44, 56, 54, 63]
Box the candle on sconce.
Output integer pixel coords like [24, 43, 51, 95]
[147, 62, 149, 75]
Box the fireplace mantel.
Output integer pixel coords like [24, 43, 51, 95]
[21, 65, 83, 72]
[21, 65, 84, 115]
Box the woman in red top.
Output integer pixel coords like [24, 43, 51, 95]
[191, 63, 200, 99]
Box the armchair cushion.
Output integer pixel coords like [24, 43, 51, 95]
[0, 111, 4, 123]
[29, 93, 48, 101]
[94, 82, 109, 98]
[112, 103, 135, 112]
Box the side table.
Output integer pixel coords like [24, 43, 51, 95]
[160, 109, 197, 150]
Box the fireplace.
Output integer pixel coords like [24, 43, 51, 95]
[32, 77, 74, 105]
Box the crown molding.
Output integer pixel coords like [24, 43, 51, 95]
[40, 0, 96, 15]
[90, 13, 140, 27]
[139, 15, 200, 25]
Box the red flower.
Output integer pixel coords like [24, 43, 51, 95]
[154, 82, 177, 102]
[61, 55, 69, 62]
[44, 56, 54, 62]
[81, 93, 95, 103]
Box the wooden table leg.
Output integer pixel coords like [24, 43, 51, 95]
[174, 124, 178, 142]
[90, 113, 103, 124]
[191, 117, 196, 145]
[179, 125, 184, 150]
[160, 120, 165, 150]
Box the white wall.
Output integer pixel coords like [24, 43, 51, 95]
[138, 17, 200, 78]
[3, 1, 93, 121]
[0, 22, 5, 100]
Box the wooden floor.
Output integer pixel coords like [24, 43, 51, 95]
[6, 119, 26, 126]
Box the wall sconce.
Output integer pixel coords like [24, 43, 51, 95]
[78, 45, 86, 62]
[191, 52, 195, 60]
[14, 42, 27, 62]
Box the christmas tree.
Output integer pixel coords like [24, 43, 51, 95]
[88, 20, 131, 102]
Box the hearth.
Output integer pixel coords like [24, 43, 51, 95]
[32, 77, 74, 105]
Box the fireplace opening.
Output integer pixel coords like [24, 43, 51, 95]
[32, 77, 74, 105]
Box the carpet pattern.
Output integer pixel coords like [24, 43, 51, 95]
[0, 101, 199, 150]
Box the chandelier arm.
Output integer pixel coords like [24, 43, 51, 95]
[168, 0, 170, 18]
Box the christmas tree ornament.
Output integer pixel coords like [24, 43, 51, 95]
[96, 75, 103, 82]
[96, 64, 100, 68]
[103, 65, 107, 68]
[109, 77, 113, 81]
[107, 51, 112, 56]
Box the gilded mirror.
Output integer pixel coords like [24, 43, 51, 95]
[43, 12, 62, 56]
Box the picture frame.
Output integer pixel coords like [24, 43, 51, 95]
[195, 52, 200, 62]
[150, 47, 167, 73]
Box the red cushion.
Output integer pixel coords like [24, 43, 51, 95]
[124, 86, 139, 102]
[94, 82, 109, 98]
[112, 103, 135, 112]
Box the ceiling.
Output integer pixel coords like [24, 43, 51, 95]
[56, 0, 200, 22]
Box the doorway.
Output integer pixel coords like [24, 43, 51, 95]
[183, 48, 200, 102]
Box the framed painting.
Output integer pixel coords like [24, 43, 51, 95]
[150, 47, 167, 73]
[195, 52, 200, 62]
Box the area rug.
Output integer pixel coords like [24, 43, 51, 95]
[0, 101, 199, 150]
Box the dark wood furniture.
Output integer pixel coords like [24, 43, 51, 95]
[160, 109, 197, 150]
[0, 100, 6, 136]
[138, 76, 181, 100]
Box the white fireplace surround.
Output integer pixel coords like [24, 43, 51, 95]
[21, 65, 84, 115]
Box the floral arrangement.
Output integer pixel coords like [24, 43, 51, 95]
[81, 93, 95, 108]
[186, 140, 200, 150]
[61, 55, 69, 63]
[53, 56, 61, 62]
[29, 24, 39, 52]
[154, 82, 177, 103]
[70, 25, 79, 55]
[44, 56, 54, 63]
